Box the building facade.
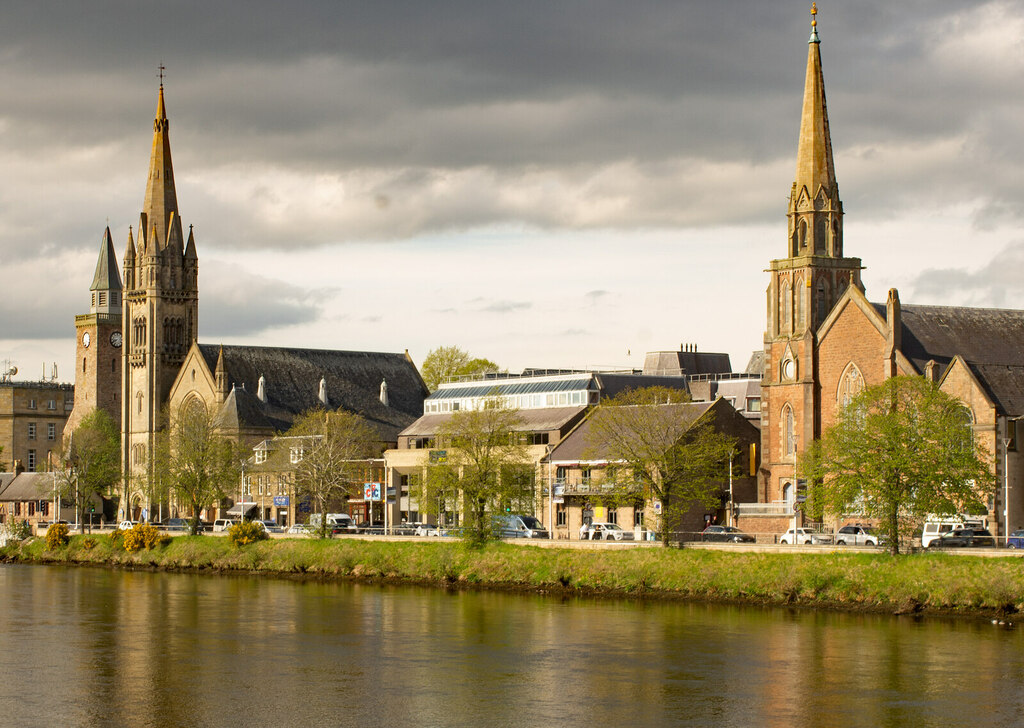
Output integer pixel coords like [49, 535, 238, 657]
[0, 378, 74, 474]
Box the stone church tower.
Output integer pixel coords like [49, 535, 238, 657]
[66, 227, 124, 435]
[121, 82, 199, 491]
[761, 7, 863, 505]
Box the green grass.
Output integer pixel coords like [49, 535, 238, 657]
[3, 535, 1023, 616]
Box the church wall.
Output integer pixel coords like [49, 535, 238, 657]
[815, 304, 889, 435]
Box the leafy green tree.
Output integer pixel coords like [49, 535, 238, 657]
[418, 400, 533, 545]
[161, 402, 243, 535]
[802, 375, 995, 555]
[283, 409, 380, 538]
[61, 409, 120, 533]
[584, 387, 737, 545]
[420, 346, 500, 391]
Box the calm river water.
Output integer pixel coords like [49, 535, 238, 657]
[1, 564, 1022, 727]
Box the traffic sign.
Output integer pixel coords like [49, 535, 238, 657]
[363, 482, 381, 501]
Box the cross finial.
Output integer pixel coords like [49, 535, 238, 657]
[158, 63, 166, 88]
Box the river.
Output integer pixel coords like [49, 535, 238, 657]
[0, 564, 1021, 727]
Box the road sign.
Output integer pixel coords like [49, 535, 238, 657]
[363, 482, 381, 501]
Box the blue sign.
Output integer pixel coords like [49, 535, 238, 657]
[273, 496, 290, 507]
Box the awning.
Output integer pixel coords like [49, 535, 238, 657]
[226, 503, 258, 517]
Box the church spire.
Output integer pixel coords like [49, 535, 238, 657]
[142, 75, 182, 252]
[793, 2, 836, 204]
[787, 3, 842, 259]
[89, 226, 123, 315]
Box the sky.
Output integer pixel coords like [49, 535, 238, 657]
[2, 0, 1024, 383]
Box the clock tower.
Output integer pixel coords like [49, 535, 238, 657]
[67, 226, 124, 436]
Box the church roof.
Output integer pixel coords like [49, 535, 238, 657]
[0, 472, 56, 502]
[90, 227, 123, 292]
[875, 302, 1024, 416]
[198, 344, 428, 441]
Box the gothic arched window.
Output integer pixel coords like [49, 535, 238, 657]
[837, 362, 864, 408]
[781, 280, 792, 334]
[815, 216, 827, 254]
[782, 404, 795, 457]
[815, 278, 829, 328]
[795, 276, 806, 331]
[799, 219, 808, 249]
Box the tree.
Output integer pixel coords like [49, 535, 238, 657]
[418, 399, 533, 545]
[585, 387, 738, 545]
[61, 409, 120, 533]
[801, 375, 995, 555]
[284, 409, 380, 538]
[420, 346, 500, 391]
[161, 401, 243, 535]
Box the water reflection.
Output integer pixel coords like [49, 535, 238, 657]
[0, 565, 1022, 727]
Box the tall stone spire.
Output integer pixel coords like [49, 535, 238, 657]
[141, 79, 182, 251]
[787, 2, 843, 260]
[90, 226, 123, 315]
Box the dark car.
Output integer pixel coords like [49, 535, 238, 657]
[701, 525, 756, 543]
[163, 518, 189, 531]
[927, 527, 997, 549]
[1008, 529, 1024, 549]
[355, 520, 385, 534]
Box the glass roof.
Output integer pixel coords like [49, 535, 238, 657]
[427, 376, 593, 401]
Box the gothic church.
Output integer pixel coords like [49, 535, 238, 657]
[69, 83, 428, 520]
[761, 8, 1024, 537]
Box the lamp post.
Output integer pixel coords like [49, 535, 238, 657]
[1003, 435, 1011, 546]
[728, 450, 734, 528]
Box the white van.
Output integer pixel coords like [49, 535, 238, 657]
[212, 518, 238, 532]
[922, 516, 988, 548]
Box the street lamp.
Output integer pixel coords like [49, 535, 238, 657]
[727, 450, 734, 528]
[1003, 435, 1011, 546]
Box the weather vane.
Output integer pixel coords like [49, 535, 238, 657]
[158, 62, 166, 88]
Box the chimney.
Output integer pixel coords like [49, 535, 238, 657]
[13, 460, 24, 475]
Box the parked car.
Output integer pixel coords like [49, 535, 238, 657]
[355, 520, 385, 534]
[212, 519, 238, 532]
[587, 522, 634, 541]
[415, 523, 441, 537]
[779, 528, 832, 545]
[258, 520, 284, 534]
[117, 520, 137, 531]
[163, 518, 189, 532]
[834, 524, 884, 547]
[1007, 529, 1024, 549]
[286, 523, 312, 535]
[927, 528, 997, 549]
[701, 525, 755, 543]
[495, 514, 549, 539]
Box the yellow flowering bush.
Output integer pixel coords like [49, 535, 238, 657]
[122, 523, 169, 552]
[45, 523, 70, 550]
[228, 520, 268, 546]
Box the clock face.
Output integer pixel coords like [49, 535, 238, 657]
[110, 331, 123, 348]
[82, 331, 91, 348]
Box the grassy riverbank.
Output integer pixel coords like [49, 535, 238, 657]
[3, 534, 1022, 616]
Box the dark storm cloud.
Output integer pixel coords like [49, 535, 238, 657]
[195, 263, 327, 337]
[0, 0, 1019, 262]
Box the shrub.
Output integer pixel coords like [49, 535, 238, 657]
[81, 538, 98, 550]
[228, 521, 268, 547]
[122, 523, 168, 552]
[45, 523, 70, 550]
[7, 519, 32, 540]
[109, 528, 124, 546]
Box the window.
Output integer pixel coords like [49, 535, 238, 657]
[254, 449, 267, 464]
[27, 423, 36, 440]
[290, 447, 305, 464]
[47, 400, 56, 410]
[783, 405, 795, 457]
[633, 503, 645, 528]
[27, 399, 36, 410]
[607, 508, 618, 525]
[47, 423, 55, 441]
[28, 502, 35, 516]
[556, 503, 567, 527]
[837, 363, 863, 408]
[27, 450, 36, 472]
[746, 397, 761, 413]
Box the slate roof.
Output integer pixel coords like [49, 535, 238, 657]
[871, 302, 1024, 416]
[400, 406, 587, 438]
[0, 473, 16, 497]
[90, 227, 123, 292]
[0, 473, 56, 501]
[198, 344, 428, 442]
[547, 401, 715, 463]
